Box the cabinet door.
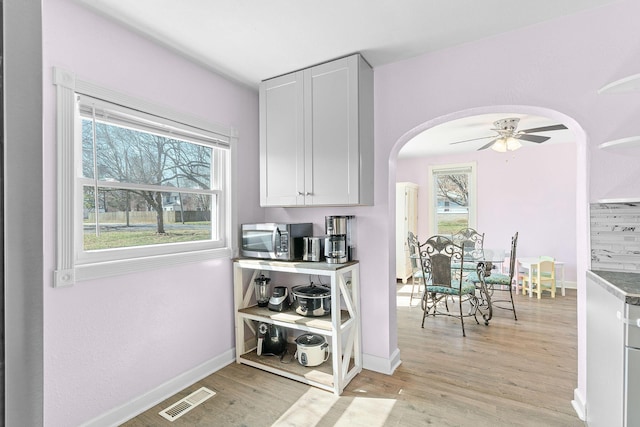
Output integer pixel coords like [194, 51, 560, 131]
[396, 183, 419, 281]
[304, 56, 359, 205]
[626, 347, 640, 426]
[406, 184, 418, 236]
[259, 71, 305, 206]
[586, 275, 625, 427]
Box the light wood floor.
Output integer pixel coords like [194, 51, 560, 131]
[123, 284, 583, 426]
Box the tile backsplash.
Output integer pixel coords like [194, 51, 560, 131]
[590, 202, 640, 271]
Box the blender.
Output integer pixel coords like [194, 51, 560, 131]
[254, 274, 271, 307]
[268, 286, 290, 312]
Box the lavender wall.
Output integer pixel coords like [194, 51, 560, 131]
[377, 0, 640, 417]
[39, 0, 640, 424]
[42, 0, 260, 425]
[397, 143, 578, 282]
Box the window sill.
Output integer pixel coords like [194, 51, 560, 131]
[54, 247, 232, 287]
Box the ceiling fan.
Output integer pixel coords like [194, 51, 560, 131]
[450, 118, 568, 152]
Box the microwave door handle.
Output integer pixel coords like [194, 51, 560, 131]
[272, 227, 281, 257]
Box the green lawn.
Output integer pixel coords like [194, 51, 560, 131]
[436, 215, 469, 234]
[84, 229, 211, 250]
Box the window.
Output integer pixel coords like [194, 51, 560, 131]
[428, 163, 476, 235]
[54, 68, 236, 286]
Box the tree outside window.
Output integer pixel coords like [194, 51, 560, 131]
[79, 98, 224, 251]
[430, 163, 476, 235]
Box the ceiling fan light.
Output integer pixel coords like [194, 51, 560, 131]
[491, 138, 508, 152]
[506, 137, 522, 151]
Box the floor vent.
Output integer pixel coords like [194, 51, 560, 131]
[159, 387, 216, 422]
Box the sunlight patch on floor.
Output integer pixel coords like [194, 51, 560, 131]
[333, 397, 396, 427]
[396, 283, 422, 308]
[272, 388, 339, 427]
[271, 388, 397, 427]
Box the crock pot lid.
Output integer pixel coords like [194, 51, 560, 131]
[295, 334, 325, 346]
[293, 284, 330, 296]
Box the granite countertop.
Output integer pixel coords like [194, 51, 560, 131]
[588, 270, 640, 305]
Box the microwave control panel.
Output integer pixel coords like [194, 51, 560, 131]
[278, 232, 289, 253]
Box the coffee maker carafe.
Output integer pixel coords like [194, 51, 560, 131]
[324, 215, 355, 264]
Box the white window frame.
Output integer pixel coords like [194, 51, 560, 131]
[427, 162, 477, 236]
[53, 67, 237, 287]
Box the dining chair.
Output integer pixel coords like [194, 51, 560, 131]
[452, 227, 484, 256]
[524, 256, 556, 298]
[451, 227, 485, 273]
[414, 234, 480, 337]
[406, 232, 425, 307]
[467, 232, 519, 320]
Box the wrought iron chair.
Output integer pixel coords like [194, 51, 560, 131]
[410, 233, 480, 337]
[467, 232, 519, 320]
[406, 233, 425, 307]
[451, 227, 485, 273]
[452, 227, 484, 256]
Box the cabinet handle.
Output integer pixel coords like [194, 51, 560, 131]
[616, 311, 640, 327]
[305, 192, 312, 196]
[297, 191, 304, 196]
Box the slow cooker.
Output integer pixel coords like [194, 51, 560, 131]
[295, 334, 329, 367]
[291, 283, 331, 317]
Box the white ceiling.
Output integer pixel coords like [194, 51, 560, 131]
[76, 0, 613, 156]
[398, 113, 574, 158]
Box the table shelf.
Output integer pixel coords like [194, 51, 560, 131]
[237, 306, 352, 334]
[237, 343, 351, 393]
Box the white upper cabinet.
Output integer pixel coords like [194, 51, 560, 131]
[260, 54, 373, 207]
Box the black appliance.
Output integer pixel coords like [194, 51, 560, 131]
[268, 286, 290, 312]
[291, 283, 331, 317]
[256, 323, 287, 356]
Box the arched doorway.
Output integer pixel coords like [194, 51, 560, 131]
[388, 104, 589, 409]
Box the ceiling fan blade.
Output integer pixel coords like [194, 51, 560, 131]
[516, 134, 551, 143]
[519, 124, 568, 133]
[449, 135, 494, 145]
[477, 139, 498, 151]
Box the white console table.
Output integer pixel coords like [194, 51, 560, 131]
[233, 258, 361, 395]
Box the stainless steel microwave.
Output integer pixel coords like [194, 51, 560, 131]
[241, 223, 313, 260]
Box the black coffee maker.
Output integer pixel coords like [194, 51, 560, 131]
[256, 323, 287, 356]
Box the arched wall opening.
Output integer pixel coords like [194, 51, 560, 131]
[387, 104, 589, 408]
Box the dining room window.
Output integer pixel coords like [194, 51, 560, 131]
[428, 162, 477, 235]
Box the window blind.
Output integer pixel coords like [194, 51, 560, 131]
[77, 94, 230, 149]
[432, 166, 473, 176]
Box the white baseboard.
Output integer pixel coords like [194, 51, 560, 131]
[571, 387, 586, 421]
[80, 349, 236, 427]
[362, 348, 401, 375]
